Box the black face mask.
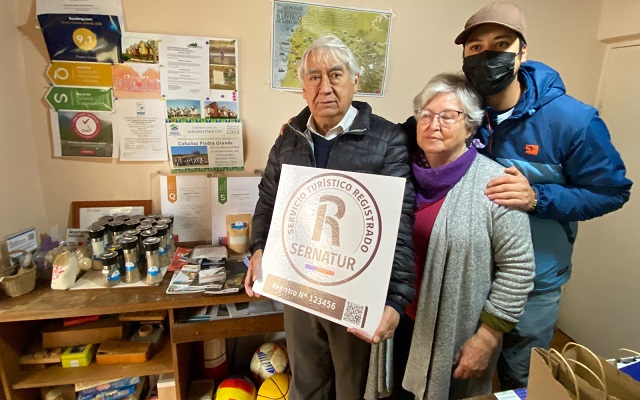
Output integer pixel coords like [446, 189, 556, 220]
[462, 51, 518, 97]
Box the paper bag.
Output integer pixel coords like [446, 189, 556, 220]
[528, 348, 578, 400]
[563, 343, 640, 400]
[527, 348, 619, 400]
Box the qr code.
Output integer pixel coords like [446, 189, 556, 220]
[342, 301, 366, 327]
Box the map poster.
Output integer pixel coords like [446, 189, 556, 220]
[252, 165, 405, 336]
[166, 121, 244, 172]
[272, 1, 392, 96]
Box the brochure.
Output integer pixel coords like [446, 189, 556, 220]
[165, 255, 247, 294]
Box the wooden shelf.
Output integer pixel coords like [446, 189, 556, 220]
[0, 279, 256, 322]
[171, 313, 284, 344]
[12, 339, 173, 389]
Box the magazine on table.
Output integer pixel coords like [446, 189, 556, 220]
[165, 254, 247, 294]
[203, 255, 249, 295]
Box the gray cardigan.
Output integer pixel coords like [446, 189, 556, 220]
[366, 154, 535, 400]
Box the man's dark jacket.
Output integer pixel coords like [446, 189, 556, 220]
[250, 101, 416, 312]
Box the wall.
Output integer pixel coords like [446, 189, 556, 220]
[556, 0, 640, 355]
[598, 0, 640, 42]
[0, 0, 48, 244]
[10, 0, 605, 234]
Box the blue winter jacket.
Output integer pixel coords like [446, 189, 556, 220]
[476, 61, 632, 292]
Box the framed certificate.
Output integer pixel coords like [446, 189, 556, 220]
[71, 200, 152, 229]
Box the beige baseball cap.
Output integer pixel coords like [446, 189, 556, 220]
[455, 2, 528, 45]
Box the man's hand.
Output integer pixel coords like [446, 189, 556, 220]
[243, 249, 263, 297]
[484, 166, 536, 211]
[453, 324, 502, 380]
[347, 305, 400, 344]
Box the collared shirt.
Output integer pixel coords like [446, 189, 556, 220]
[306, 105, 358, 140]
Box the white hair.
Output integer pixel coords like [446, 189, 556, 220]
[413, 73, 484, 131]
[297, 34, 360, 82]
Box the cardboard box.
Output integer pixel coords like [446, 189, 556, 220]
[60, 344, 95, 368]
[157, 373, 176, 400]
[42, 317, 123, 348]
[96, 340, 151, 365]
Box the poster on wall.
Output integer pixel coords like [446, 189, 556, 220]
[160, 175, 212, 242]
[166, 121, 244, 172]
[45, 87, 113, 112]
[37, 14, 122, 63]
[159, 35, 210, 100]
[165, 99, 239, 121]
[36, 0, 125, 31]
[112, 63, 161, 99]
[115, 99, 168, 161]
[113, 33, 161, 99]
[46, 61, 114, 87]
[211, 176, 262, 246]
[51, 110, 116, 158]
[252, 165, 405, 336]
[207, 39, 239, 103]
[271, 0, 392, 96]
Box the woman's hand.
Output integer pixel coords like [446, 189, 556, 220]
[453, 323, 502, 380]
[347, 305, 400, 344]
[243, 249, 262, 297]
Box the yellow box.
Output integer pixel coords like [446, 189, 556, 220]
[60, 344, 95, 368]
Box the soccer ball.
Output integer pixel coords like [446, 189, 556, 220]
[215, 376, 256, 400]
[250, 342, 289, 383]
[257, 373, 291, 399]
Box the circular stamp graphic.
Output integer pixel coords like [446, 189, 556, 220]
[72, 28, 98, 51]
[71, 112, 101, 140]
[281, 173, 382, 286]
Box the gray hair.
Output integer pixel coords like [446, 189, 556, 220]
[297, 34, 360, 82]
[413, 73, 483, 131]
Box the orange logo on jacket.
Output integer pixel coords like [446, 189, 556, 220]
[525, 144, 539, 155]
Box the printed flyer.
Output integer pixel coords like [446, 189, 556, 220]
[115, 99, 168, 161]
[166, 121, 244, 172]
[252, 165, 405, 336]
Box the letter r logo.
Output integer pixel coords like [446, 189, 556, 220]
[312, 195, 345, 246]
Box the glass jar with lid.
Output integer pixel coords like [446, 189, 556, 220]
[108, 220, 125, 245]
[119, 236, 140, 283]
[157, 216, 175, 257]
[142, 237, 163, 285]
[99, 250, 122, 287]
[154, 223, 170, 268]
[87, 224, 105, 270]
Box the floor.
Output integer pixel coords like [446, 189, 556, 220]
[549, 328, 575, 353]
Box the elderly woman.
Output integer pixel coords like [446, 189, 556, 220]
[394, 73, 535, 400]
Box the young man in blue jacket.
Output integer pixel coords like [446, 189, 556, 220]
[455, 2, 633, 389]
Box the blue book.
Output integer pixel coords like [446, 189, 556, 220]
[620, 359, 640, 382]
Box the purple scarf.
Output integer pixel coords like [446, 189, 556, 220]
[412, 146, 477, 206]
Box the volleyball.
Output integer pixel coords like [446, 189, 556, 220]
[249, 342, 289, 383]
[214, 376, 256, 400]
[257, 373, 291, 400]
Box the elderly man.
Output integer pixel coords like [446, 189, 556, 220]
[244, 34, 415, 399]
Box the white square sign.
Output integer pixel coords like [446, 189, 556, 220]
[252, 164, 406, 336]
